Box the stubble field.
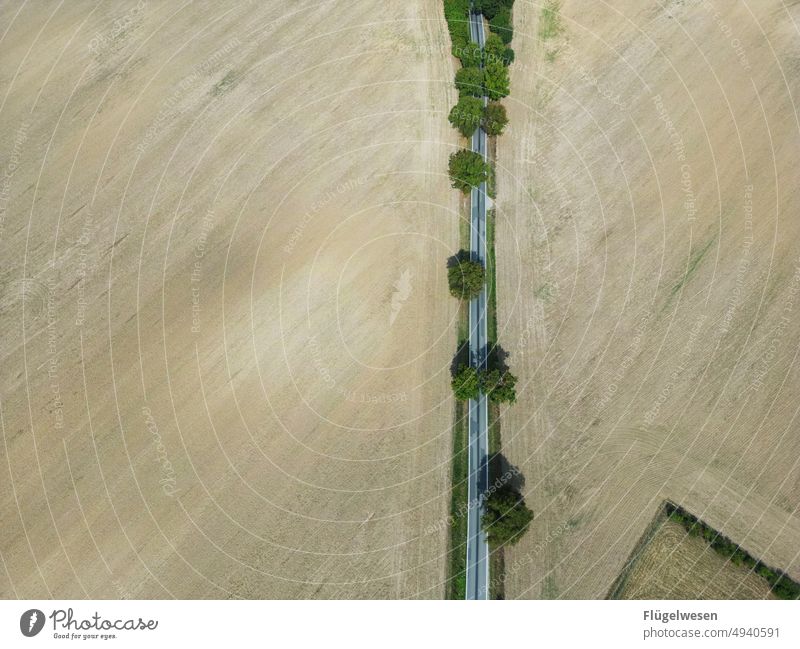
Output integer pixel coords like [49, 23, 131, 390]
[496, 0, 800, 598]
[0, 0, 460, 598]
[614, 516, 776, 600]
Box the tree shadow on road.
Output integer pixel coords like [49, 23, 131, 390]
[486, 342, 511, 374]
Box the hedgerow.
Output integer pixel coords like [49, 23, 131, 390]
[449, 96, 484, 137]
[443, 0, 472, 65]
[455, 66, 485, 97]
[488, 7, 513, 44]
[445, 2, 515, 139]
[475, 0, 515, 20]
[665, 503, 800, 600]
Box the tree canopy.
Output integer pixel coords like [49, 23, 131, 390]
[481, 485, 534, 546]
[484, 60, 510, 100]
[482, 368, 517, 403]
[475, 0, 515, 20]
[488, 8, 514, 44]
[457, 42, 483, 68]
[483, 34, 514, 66]
[448, 149, 491, 193]
[482, 102, 508, 137]
[452, 365, 481, 401]
[448, 251, 485, 300]
[455, 66, 485, 97]
[443, 0, 472, 64]
[448, 96, 484, 138]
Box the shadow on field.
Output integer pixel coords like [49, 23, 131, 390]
[488, 452, 525, 493]
[451, 339, 470, 376]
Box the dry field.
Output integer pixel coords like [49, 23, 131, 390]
[0, 0, 460, 598]
[496, 0, 800, 597]
[614, 516, 776, 600]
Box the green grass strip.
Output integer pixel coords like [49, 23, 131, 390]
[486, 209, 498, 345]
[446, 397, 469, 599]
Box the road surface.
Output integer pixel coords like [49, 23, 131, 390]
[465, 7, 490, 601]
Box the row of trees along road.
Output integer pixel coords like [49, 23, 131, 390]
[442, 0, 532, 552]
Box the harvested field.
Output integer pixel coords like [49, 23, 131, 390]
[496, 0, 800, 598]
[0, 1, 460, 598]
[614, 517, 776, 600]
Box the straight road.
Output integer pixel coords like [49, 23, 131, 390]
[465, 7, 490, 601]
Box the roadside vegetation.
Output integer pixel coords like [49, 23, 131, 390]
[448, 97, 508, 138]
[455, 66, 485, 97]
[482, 368, 517, 403]
[482, 485, 534, 546]
[448, 149, 492, 193]
[443, 0, 473, 65]
[666, 503, 800, 600]
[442, 0, 526, 598]
[482, 102, 508, 136]
[484, 33, 514, 65]
[487, 402, 503, 598]
[448, 96, 484, 137]
[488, 8, 513, 44]
[484, 60, 510, 99]
[448, 251, 486, 299]
[450, 364, 518, 404]
[452, 365, 481, 400]
[446, 399, 469, 599]
[486, 209, 498, 342]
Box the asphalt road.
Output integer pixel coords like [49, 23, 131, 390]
[465, 8, 490, 601]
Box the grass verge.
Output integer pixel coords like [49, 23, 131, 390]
[488, 400, 504, 599]
[486, 203, 503, 597]
[446, 392, 469, 599]
[486, 209, 498, 344]
[447, 205, 470, 599]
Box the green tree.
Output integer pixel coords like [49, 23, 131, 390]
[455, 66, 484, 97]
[481, 368, 517, 403]
[771, 576, 800, 600]
[482, 101, 508, 136]
[443, 0, 471, 62]
[484, 60, 510, 100]
[457, 42, 483, 67]
[483, 34, 513, 66]
[448, 96, 484, 138]
[481, 485, 534, 546]
[452, 365, 480, 401]
[448, 149, 491, 193]
[448, 251, 485, 300]
[483, 34, 504, 62]
[489, 8, 514, 44]
[475, 0, 515, 20]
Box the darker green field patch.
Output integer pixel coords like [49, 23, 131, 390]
[211, 70, 238, 96]
[671, 237, 715, 295]
[539, 1, 564, 42]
